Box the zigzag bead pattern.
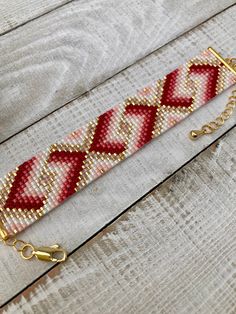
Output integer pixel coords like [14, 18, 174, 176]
[0, 49, 236, 236]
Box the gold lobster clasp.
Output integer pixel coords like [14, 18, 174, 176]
[0, 220, 67, 263]
[33, 244, 67, 262]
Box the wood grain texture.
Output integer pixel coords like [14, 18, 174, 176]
[2, 128, 236, 314]
[0, 0, 235, 142]
[0, 5, 236, 305]
[0, 0, 71, 35]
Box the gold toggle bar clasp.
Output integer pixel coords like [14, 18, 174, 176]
[33, 244, 67, 263]
[208, 47, 236, 76]
[0, 222, 9, 241]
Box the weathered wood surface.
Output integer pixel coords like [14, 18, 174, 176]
[2, 127, 235, 314]
[0, 0, 235, 142]
[0, 0, 70, 35]
[0, 4, 236, 305]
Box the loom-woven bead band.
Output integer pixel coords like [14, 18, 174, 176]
[1, 48, 236, 236]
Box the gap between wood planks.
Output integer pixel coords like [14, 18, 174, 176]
[0, 3, 235, 146]
[0, 0, 74, 37]
[1, 123, 235, 310]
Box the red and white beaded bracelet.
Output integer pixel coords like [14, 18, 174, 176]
[0, 47, 235, 262]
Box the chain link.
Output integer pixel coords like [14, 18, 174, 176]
[0, 236, 34, 259]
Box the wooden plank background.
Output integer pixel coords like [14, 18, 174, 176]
[1, 127, 236, 314]
[0, 0, 235, 311]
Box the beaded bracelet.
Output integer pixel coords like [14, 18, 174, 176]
[0, 47, 235, 262]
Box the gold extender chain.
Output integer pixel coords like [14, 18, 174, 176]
[189, 88, 236, 140]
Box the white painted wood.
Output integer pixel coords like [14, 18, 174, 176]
[0, 0, 70, 35]
[0, 6, 235, 304]
[0, 0, 234, 142]
[2, 128, 236, 314]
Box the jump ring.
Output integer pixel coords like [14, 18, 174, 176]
[20, 244, 34, 260]
[13, 240, 26, 252]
